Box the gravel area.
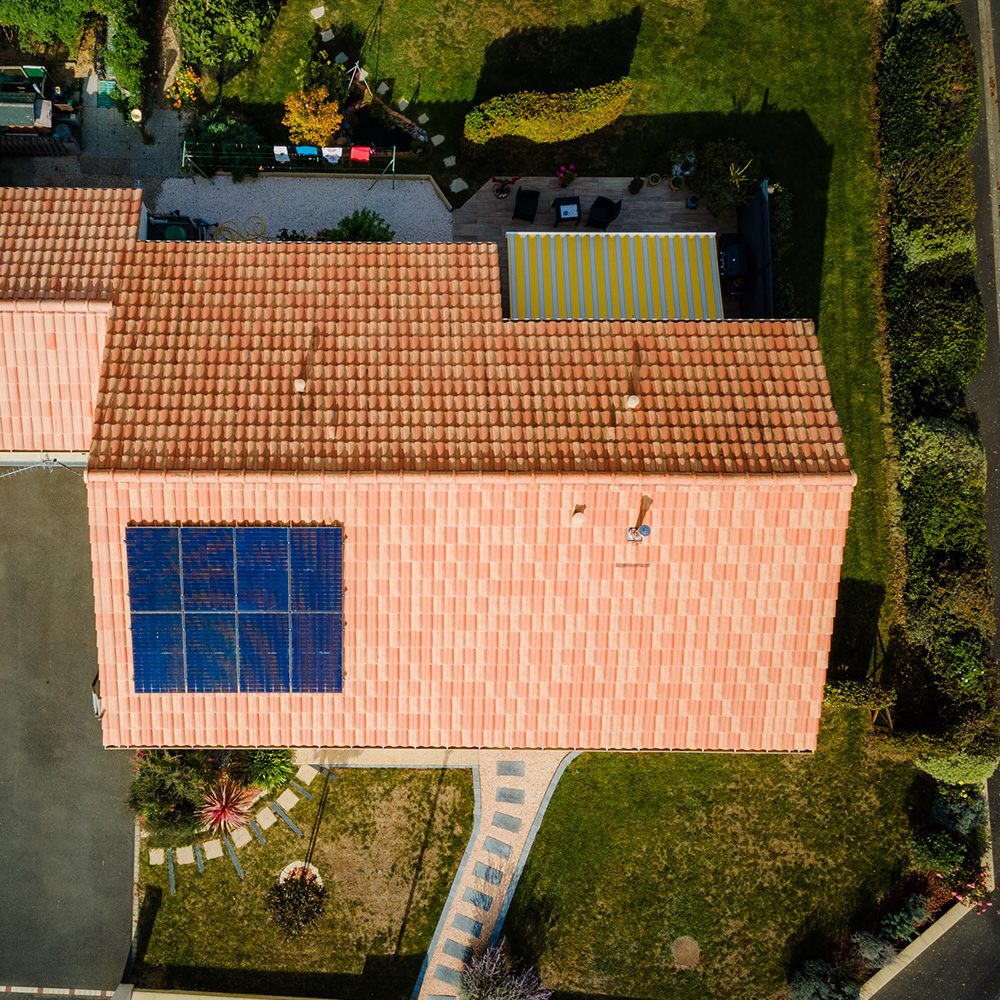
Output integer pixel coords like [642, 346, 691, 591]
[154, 175, 454, 242]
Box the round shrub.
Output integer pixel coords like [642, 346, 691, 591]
[849, 931, 897, 971]
[127, 750, 213, 839]
[878, 3, 979, 165]
[237, 749, 297, 794]
[460, 941, 552, 1000]
[910, 830, 967, 873]
[916, 746, 1000, 785]
[464, 78, 633, 145]
[786, 960, 860, 1000]
[932, 784, 988, 835]
[267, 868, 327, 937]
[317, 207, 395, 242]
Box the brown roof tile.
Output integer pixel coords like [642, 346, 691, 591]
[0, 187, 143, 301]
[90, 243, 849, 476]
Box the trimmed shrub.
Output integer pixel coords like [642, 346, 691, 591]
[916, 745, 1000, 785]
[823, 679, 897, 710]
[888, 282, 987, 413]
[283, 85, 343, 145]
[848, 931, 897, 971]
[889, 150, 976, 234]
[878, 2, 979, 165]
[463, 77, 633, 145]
[786, 960, 860, 1000]
[317, 207, 395, 242]
[127, 750, 213, 838]
[910, 830, 967, 873]
[268, 867, 327, 937]
[691, 139, 762, 216]
[460, 941, 552, 1000]
[932, 784, 988, 835]
[237, 749, 296, 794]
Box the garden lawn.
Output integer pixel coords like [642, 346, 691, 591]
[134, 766, 474, 999]
[504, 709, 924, 1000]
[222, 0, 888, 622]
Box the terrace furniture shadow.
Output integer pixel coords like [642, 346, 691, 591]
[512, 187, 540, 223]
[586, 196, 622, 230]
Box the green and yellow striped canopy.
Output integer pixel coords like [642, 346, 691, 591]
[507, 231, 724, 321]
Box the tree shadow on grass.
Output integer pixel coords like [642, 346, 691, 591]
[472, 6, 643, 104]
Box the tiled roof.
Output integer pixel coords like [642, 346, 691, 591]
[0, 187, 142, 301]
[90, 242, 848, 476]
[0, 300, 112, 451]
[88, 469, 855, 751]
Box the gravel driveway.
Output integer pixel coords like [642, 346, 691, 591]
[154, 175, 454, 242]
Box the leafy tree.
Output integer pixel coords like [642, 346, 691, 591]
[318, 207, 395, 242]
[0, 0, 90, 49]
[295, 50, 349, 104]
[268, 868, 327, 937]
[283, 85, 344, 145]
[460, 942, 552, 1000]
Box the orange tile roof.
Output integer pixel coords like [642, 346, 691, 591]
[90, 242, 849, 476]
[0, 187, 143, 301]
[88, 469, 855, 751]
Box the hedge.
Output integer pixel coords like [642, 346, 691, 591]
[464, 77, 633, 145]
[878, 0, 979, 165]
[823, 679, 897, 710]
[916, 745, 1000, 784]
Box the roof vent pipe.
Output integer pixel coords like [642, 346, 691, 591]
[294, 378, 307, 393]
[626, 394, 640, 409]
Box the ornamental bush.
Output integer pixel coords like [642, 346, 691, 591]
[317, 207, 395, 242]
[932, 784, 988, 835]
[823, 679, 897, 710]
[916, 745, 1000, 785]
[127, 750, 214, 839]
[878, 1, 979, 165]
[236, 749, 296, 794]
[691, 139, 762, 216]
[172, 0, 276, 66]
[889, 150, 976, 235]
[848, 931, 897, 971]
[786, 960, 860, 1000]
[881, 896, 930, 942]
[268, 868, 327, 937]
[283, 86, 343, 146]
[460, 941, 552, 1000]
[463, 77, 633, 145]
[910, 830, 967, 873]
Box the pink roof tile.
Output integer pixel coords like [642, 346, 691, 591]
[89, 242, 849, 476]
[0, 187, 142, 301]
[87, 468, 854, 751]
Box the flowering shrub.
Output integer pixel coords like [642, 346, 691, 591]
[198, 777, 256, 835]
[165, 66, 200, 109]
[880, 895, 930, 942]
[460, 941, 552, 1000]
[848, 931, 897, 972]
[464, 78, 633, 145]
[938, 865, 994, 913]
[282, 86, 344, 145]
[556, 164, 577, 187]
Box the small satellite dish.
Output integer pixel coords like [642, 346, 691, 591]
[638, 524, 651, 538]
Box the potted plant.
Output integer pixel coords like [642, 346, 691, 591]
[628, 175, 644, 194]
[647, 171, 662, 186]
[669, 173, 684, 192]
[556, 163, 577, 187]
[491, 175, 521, 198]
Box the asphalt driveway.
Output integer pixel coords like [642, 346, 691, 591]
[0, 466, 134, 988]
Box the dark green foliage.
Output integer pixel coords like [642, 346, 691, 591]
[931, 784, 987, 835]
[127, 750, 213, 839]
[880, 896, 929, 942]
[267, 869, 327, 937]
[172, 0, 276, 67]
[878, 1, 979, 165]
[887, 279, 986, 413]
[889, 150, 976, 234]
[295, 50, 349, 104]
[786, 960, 860, 1000]
[909, 830, 966, 873]
[96, 0, 147, 107]
[184, 108, 263, 180]
[236, 748, 296, 794]
[916, 744, 1000, 785]
[317, 207, 395, 242]
[0, 0, 90, 48]
[823, 679, 896, 710]
[691, 138, 762, 216]
[848, 931, 897, 971]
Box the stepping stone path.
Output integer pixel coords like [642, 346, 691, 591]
[309, 5, 325, 18]
[397, 97, 409, 111]
[231, 826, 252, 849]
[202, 839, 223, 860]
[442, 155, 456, 168]
[377, 82, 389, 96]
[335, 52, 349, 64]
[256, 806, 277, 830]
[417, 113, 430, 124]
[449, 179, 468, 194]
[148, 848, 164, 866]
[176, 845, 195, 865]
[430, 134, 445, 146]
[418, 751, 571, 1000]
[320, 27, 334, 42]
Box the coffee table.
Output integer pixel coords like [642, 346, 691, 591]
[552, 195, 581, 226]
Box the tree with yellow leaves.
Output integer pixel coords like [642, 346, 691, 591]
[282, 86, 343, 146]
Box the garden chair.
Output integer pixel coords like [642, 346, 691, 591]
[512, 187, 540, 223]
[586, 196, 622, 230]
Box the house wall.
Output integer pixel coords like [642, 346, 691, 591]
[86, 469, 855, 752]
[0, 300, 111, 453]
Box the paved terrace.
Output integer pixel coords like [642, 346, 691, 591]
[452, 175, 739, 316]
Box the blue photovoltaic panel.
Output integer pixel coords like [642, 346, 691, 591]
[182, 527, 235, 610]
[185, 613, 238, 691]
[290, 527, 343, 612]
[238, 613, 290, 691]
[291, 613, 344, 692]
[132, 614, 184, 692]
[236, 528, 288, 611]
[126, 524, 344, 694]
[126, 527, 180, 611]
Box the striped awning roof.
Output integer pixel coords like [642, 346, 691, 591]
[507, 231, 724, 321]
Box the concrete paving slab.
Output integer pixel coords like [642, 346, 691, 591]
[449, 179, 468, 193]
[397, 97, 409, 110]
[453, 913, 482, 937]
[296, 763, 319, 784]
[431, 134, 445, 146]
[443, 155, 456, 168]
[434, 965, 461, 987]
[310, 5, 325, 18]
[377, 82, 389, 95]
[321, 28, 334, 41]
[492, 811, 522, 833]
[148, 848, 165, 866]
[0, 470, 133, 988]
[443, 939, 473, 963]
[335, 52, 349, 64]
[276, 788, 299, 811]
[497, 761, 525, 776]
[418, 113, 430, 124]
[202, 839, 223, 860]
[463, 887, 493, 911]
[496, 787, 525, 803]
[175, 845, 195, 865]
[473, 861, 503, 885]
[230, 826, 252, 848]
[483, 836, 511, 858]
[256, 806, 277, 829]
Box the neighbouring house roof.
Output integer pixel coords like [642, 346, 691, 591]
[0, 187, 142, 453]
[506, 231, 724, 321]
[0, 187, 143, 301]
[89, 242, 849, 476]
[88, 469, 854, 750]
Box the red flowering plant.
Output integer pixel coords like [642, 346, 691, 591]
[556, 163, 577, 187]
[198, 777, 257, 836]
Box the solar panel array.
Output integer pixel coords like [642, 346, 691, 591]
[125, 526, 343, 693]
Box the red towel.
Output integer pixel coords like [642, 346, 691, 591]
[349, 146, 371, 163]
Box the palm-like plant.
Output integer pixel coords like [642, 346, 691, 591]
[198, 777, 256, 835]
[238, 749, 297, 794]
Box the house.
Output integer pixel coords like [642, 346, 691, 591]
[1, 187, 855, 752]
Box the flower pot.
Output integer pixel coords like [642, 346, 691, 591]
[493, 184, 510, 199]
[685, 194, 701, 209]
[628, 177, 644, 195]
[669, 175, 683, 192]
[647, 172, 661, 187]
[279, 861, 323, 887]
